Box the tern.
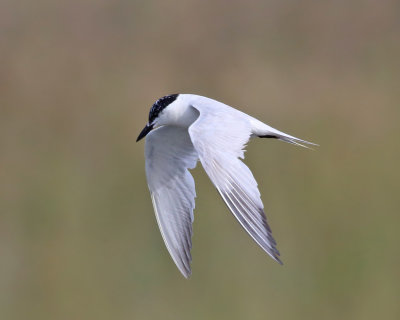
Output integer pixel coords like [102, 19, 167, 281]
[137, 94, 316, 278]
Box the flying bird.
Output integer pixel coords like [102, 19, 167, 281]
[137, 94, 316, 278]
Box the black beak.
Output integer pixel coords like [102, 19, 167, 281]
[136, 124, 154, 142]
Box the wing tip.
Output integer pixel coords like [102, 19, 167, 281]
[273, 255, 283, 265]
[263, 241, 284, 265]
[179, 267, 192, 279]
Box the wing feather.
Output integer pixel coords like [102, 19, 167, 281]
[145, 126, 198, 277]
[187, 96, 282, 264]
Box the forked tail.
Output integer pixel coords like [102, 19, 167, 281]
[259, 132, 318, 149]
[251, 119, 318, 149]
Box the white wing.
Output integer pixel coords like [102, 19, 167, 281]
[188, 96, 282, 263]
[145, 126, 198, 278]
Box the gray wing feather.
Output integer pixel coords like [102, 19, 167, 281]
[188, 97, 282, 263]
[145, 126, 198, 277]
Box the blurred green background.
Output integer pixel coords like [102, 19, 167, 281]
[1, 0, 399, 319]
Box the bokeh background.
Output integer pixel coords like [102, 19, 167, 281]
[1, 0, 399, 319]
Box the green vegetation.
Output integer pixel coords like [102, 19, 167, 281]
[1, 1, 399, 319]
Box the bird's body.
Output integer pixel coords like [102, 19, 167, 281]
[137, 94, 316, 278]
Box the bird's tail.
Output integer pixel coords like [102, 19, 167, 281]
[251, 119, 318, 149]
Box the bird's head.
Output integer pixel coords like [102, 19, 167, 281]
[136, 94, 179, 142]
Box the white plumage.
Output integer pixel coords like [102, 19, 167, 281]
[138, 94, 316, 278]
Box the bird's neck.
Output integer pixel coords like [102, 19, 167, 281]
[164, 102, 200, 128]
